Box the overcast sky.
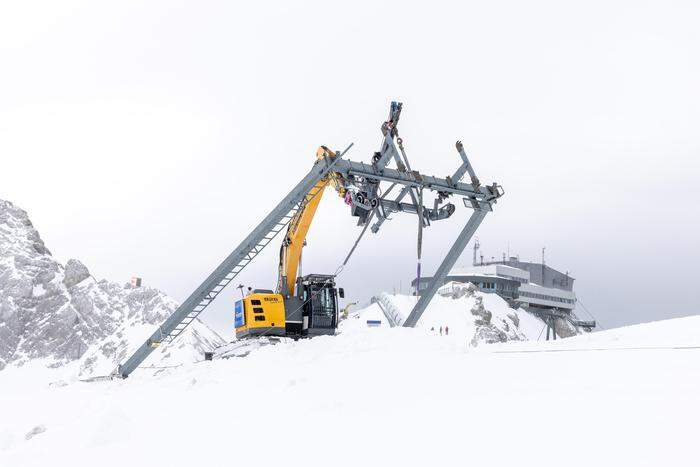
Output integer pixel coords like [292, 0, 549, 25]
[1, 0, 698, 337]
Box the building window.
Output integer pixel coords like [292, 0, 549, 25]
[518, 290, 574, 304]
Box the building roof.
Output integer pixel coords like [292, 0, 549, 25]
[414, 258, 575, 292]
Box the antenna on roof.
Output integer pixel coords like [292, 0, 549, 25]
[541, 247, 546, 285]
[473, 238, 480, 266]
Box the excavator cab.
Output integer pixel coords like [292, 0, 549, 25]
[298, 274, 339, 336]
[270, 274, 341, 339]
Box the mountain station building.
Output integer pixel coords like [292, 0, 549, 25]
[412, 256, 577, 315]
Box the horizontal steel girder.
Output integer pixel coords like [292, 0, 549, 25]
[333, 159, 500, 202]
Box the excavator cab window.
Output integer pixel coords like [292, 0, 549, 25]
[301, 275, 338, 332]
[312, 287, 335, 316]
[339, 288, 345, 299]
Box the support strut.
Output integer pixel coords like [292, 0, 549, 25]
[403, 207, 489, 328]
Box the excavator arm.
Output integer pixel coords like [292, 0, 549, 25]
[277, 146, 346, 296]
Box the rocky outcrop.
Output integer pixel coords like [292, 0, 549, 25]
[470, 296, 493, 325]
[554, 316, 578, 338]
[62, 259, 90, 288]
[0, 199, 225, 373]
[449, 282, 477, 300]
[469, 295, 525, 346]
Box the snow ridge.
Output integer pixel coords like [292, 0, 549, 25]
[357, 283, 551, 344]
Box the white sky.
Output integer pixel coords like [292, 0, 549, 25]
[1, 0, 699, 335]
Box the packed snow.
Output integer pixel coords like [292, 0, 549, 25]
[2, 310, 699, 466]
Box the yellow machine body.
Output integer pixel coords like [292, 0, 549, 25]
[234, 293, 286, 339]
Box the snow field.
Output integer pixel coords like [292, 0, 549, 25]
[2, 314, 700, 466]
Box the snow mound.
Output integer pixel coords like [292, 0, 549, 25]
[348, 284, 546, 345]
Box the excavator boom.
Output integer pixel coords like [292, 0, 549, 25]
[278, 147, 344, 296]
[278, 180, 328, 295]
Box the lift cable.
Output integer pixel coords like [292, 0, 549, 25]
[577, 298, 605, 330]
[217, 206, 380, 347]
[492, 345, 700, 355]
[339, 207, 377, 273]
[536, 321, 547, 341]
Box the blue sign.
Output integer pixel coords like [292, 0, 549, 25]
[366, 320, 381, 327]
[235, 300, 245, 328]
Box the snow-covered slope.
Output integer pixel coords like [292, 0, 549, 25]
[1, 314, 699, 467]
[0, 199, 225, 374]
[348, 284, 549, 345]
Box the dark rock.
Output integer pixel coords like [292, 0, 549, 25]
[63, 259, 90, 288]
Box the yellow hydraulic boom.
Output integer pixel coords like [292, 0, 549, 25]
[278, 146, 346, 295]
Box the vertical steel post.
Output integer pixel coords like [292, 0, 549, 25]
[403, 207, 488, 328]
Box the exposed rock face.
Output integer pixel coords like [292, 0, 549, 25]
[470, 296, 493, 325]
[443, 285, 528, 347]
[450, 282, 477, 300]
[469, 296, 524, 346]
[62, 259, 90, 288]
[554, 316, 578, 338]
[0, 199, 225, 373]
[439, 282, 582, 346]
[470, 325, 510, 346]
[507, 312, 520, 328]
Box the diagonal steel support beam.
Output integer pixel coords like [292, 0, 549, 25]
[452, 141, 481, 189]
[371, 185, 410, 233]
[402, 207, 489, 327]
[114, 149, 350, 378]
[376, 132, 403, 170]
[374, 134, 421, 213]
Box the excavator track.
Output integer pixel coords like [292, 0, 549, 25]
[212, 337, 285, 359]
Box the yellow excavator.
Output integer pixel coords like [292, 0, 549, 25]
[234, 147, 348, 339]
